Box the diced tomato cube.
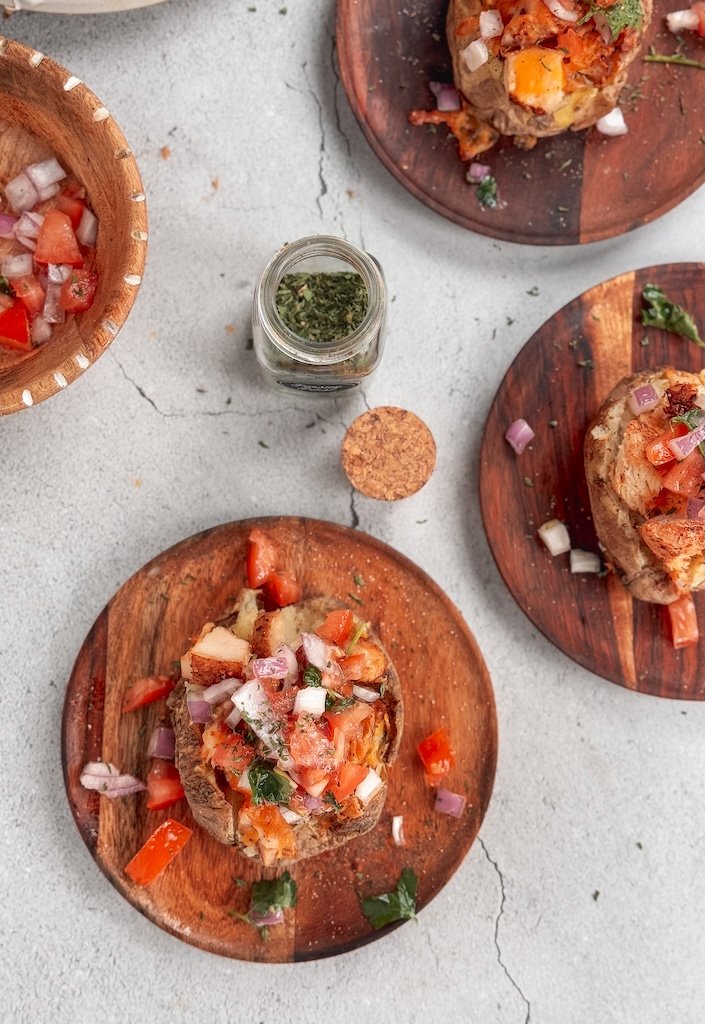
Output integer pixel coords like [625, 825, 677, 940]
[210, 732, 255, 776]
[317, 609, 354, 645]
[9, 275, 46, 318]
[55, 193, 86, 231]
[124, 818, 192, 886]
[417, 727, 455, 779]
[34, 209, 83, 267]
[668, 595, 700, 650]
[0, 300, 31, 352]
[662, 450, 705, 498]
[326, 761, 368, 802]
[146, 761, 185, 811]
[339, 654, 366, 680]
[246, 528, 279, 587]
[60, 269, 97, 313]
[646, 423, 688, 467]
[122, 675, 176, 713]
[264, 571, 302, 608]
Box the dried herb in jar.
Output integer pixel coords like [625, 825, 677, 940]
[275, 272, 368, 343]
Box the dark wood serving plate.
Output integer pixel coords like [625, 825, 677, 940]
[336, 0, 705, 245]
[63, 517, 497, 961]
[480, 263, 704, 698]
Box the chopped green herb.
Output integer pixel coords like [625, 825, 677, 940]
[324, 792, 343, 812]
[303, 665, 322, 687]
[0, 276, 11, 296]
[643, 52, 705, 69]
[523, 476, 534, 487]
[580, 0, 643, 39]
[577, 359, 594, 368]
[347, 592, 364, 606]
[592, 890, 600, 902]
[346, 620, 367, 654]
[359, 868, 418, 930]
[325, 692, 356, 712]
[257, 926, 270, 941]
[640, 336, 650, 347]
[568, 339, 578, 350]
[233, 876, 247, 888]
[245, 337, 254, 350]
[248, 761, 294, 805]
[641, 283, 704, 347]
[250, 870, 298, 918]
[353, 573, 366, 587]
[276, 272, 368, 343]
[475, 174, 498, 208]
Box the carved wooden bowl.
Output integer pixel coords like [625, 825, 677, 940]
[0, 36, 147, 414]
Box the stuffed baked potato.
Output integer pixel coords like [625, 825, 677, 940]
[168, 589, 402, 865]
[411, 0, 652, 158]
[584, 367, 705, 604]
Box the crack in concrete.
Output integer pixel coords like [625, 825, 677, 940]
[329, 31, 352, 159]
[478, 837, 531, 1024]
[349, 486, 359, 529]
[301, 61, 328, 219]
[359, 388, 371, 412]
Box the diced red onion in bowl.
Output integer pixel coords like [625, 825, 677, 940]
[429, 81, 461, 112]
[542, 0, 579, 21]
[80, 761, 146, 798]
[76, 206, 98, 247]
[596, 108, 628, 137]
[294, 686, 327, 717]
[48, 263, 72, 284]
[668, 419, 705, 460]
[538, 519, 571, 556]
[479, 9, 503, 38]
[302, 793, 324, 813]
[147, 726, 176, 760]
[301, 632, 331, 671]
[249, 908, 285, 927]
[30, 316, 52, 346]
[628, 384, 660, 415]
[15, 234, 37, 252]
[435, 787, 467, 818]
[13, 211, 44, 240]
[667, 8, 699, 31]
[187, 697, 212, 723]
[0, 213, 18, 238]
[225, 705, 242, 730]
[2, 252, 34, 279]
[252, 656, 289, 680]
[25, 157, 67, 191]
[467, 161, 491, 184]
[462, 39, 489, 72]
[505, 418, 535, 454]
[352, 684, 379, 703]
[43, 283, 65, 324]
[4, 172, 39, 213]
[687, 497, 705, 519]
[202, 677, 241, 705]
[274, 642, 299, 685]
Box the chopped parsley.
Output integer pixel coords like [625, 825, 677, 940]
[303, 665, 322, 687]
[672, 410, 705, 457]
[475, 174, 498, 209]
[325, 692, 356, 712]
[250, 870, 298, 919]
[324, 791, 343, 812]
[580, 0, 643, 39]
[0, 276, 11, 296]
[353, 573, 366, 587]
[248, 761, 294, 805]
[359, 868, 418, 930]
[641, 284, 704, 348]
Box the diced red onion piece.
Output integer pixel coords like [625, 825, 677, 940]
[462, 39, 489, 72]
[628, 384, 660, 415]
[355, 768, 383, 806]
[15, 234, 37, 252]
[479, 9, 504, 38]
[538, 519, 571, 556]
[25, 157, 66, 190]
[391, 815, 405, 845]
[293, 686, 327, 717]
[274, 643, 299, 685]
[30, 315, 52, 346]
[668, 419, 705, 460]
[570, 549, 601, 574]
[43, 283, 65, 324]
[542, 0, 579, 21]
[302, 793, 323, 812]
[187, 697, 212, 723]
[435, 787, 467, 818]
[147, 726, 176, 760]
[76, 206, 98, 247]
[37, 182, 61, 203]
[252, 656, 289, 679]
[666, 9, 699, 31]
[48, 263, 72, 284]
[202, 677, 240, 705]
[301, 632, 331, 671]
[686, 497, 705, 519]
[249, 908, 285, 927]
[0, 213, 18, 238]
[4, 173, 39, 213]
[79, 761, 146, 798]
[505, 418, 535, 455]
[225, 705, 242, 730]
[429, 81, 461, 112]
[352, 684, 379, 703]
[596, 108, 628, 137]
[2, 252, 34, 278]
[13, 211, 44, 240]
[467, 161, 491, 184]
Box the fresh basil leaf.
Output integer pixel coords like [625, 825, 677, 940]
[303, 665, 322, 687]
[250, 870, 298, 918]
[641, 284, 705, 348]
[248, 760, 294, 805]
[359, 868, 418, 930]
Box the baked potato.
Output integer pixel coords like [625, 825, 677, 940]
[414, 0, 652, 158]
[168, 590, 403, 865]
[584, 367, 705, 604]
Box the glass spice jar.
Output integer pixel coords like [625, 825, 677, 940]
[252, 235, 387, 394]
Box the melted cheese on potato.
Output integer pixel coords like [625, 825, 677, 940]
[504, 47, 565, 113]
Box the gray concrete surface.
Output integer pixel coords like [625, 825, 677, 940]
[1, 2, 704, 1022]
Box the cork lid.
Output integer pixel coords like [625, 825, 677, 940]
[341, 406, 436, 500]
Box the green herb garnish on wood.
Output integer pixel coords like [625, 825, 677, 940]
[359, 868, 418, 930]
[248, 761, 295, 805]
[643, 52, 705, 70]
[641, 284, 704, 347]
[475, 175, 498, 208]
[580, 0, 643, 39]
[276, 272, 368, 343]
[0, 276, 11, 296]
[250, 870, 298, 918]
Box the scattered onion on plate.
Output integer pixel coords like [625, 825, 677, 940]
[80, 761, 146, 798]
[429, 81, 461, 112]
[467, 161, 491, 184]
[570, 549, 602, 574]
[434, 787, 467, 818]
[538, 519, 571, 556]
[596, 108, 628, 137]
[505, 418, 535, 455]
[391, 815, 405, 845]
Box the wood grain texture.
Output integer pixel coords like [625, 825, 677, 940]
[479, 263, 705, 699]
[63, 518, 497, 961]
[336, 0, 704, 245]
[0, 36, 147, 415]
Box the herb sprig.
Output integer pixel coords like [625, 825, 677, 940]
[641, 284, 704, 348]
[248, 761, 294, 805]
[359, 868, 418, 930]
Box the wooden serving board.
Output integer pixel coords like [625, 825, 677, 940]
[63, 518, 497, 961]
[480, 263, 704, 699]
[336, 0, 705, 245]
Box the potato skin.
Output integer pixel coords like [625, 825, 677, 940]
[447, 0, 652, 141]
[168, 596, 403, 861]
[584, 368, 704, 604]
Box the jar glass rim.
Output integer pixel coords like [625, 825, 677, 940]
[255, 235, 386, 366]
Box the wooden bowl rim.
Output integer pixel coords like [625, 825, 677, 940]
[0, 35, 148, 415]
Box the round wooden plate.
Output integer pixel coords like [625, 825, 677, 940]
[63, 517, 497, 961]
[480, 263, 704, 699]
[336, 0, 705, 245]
